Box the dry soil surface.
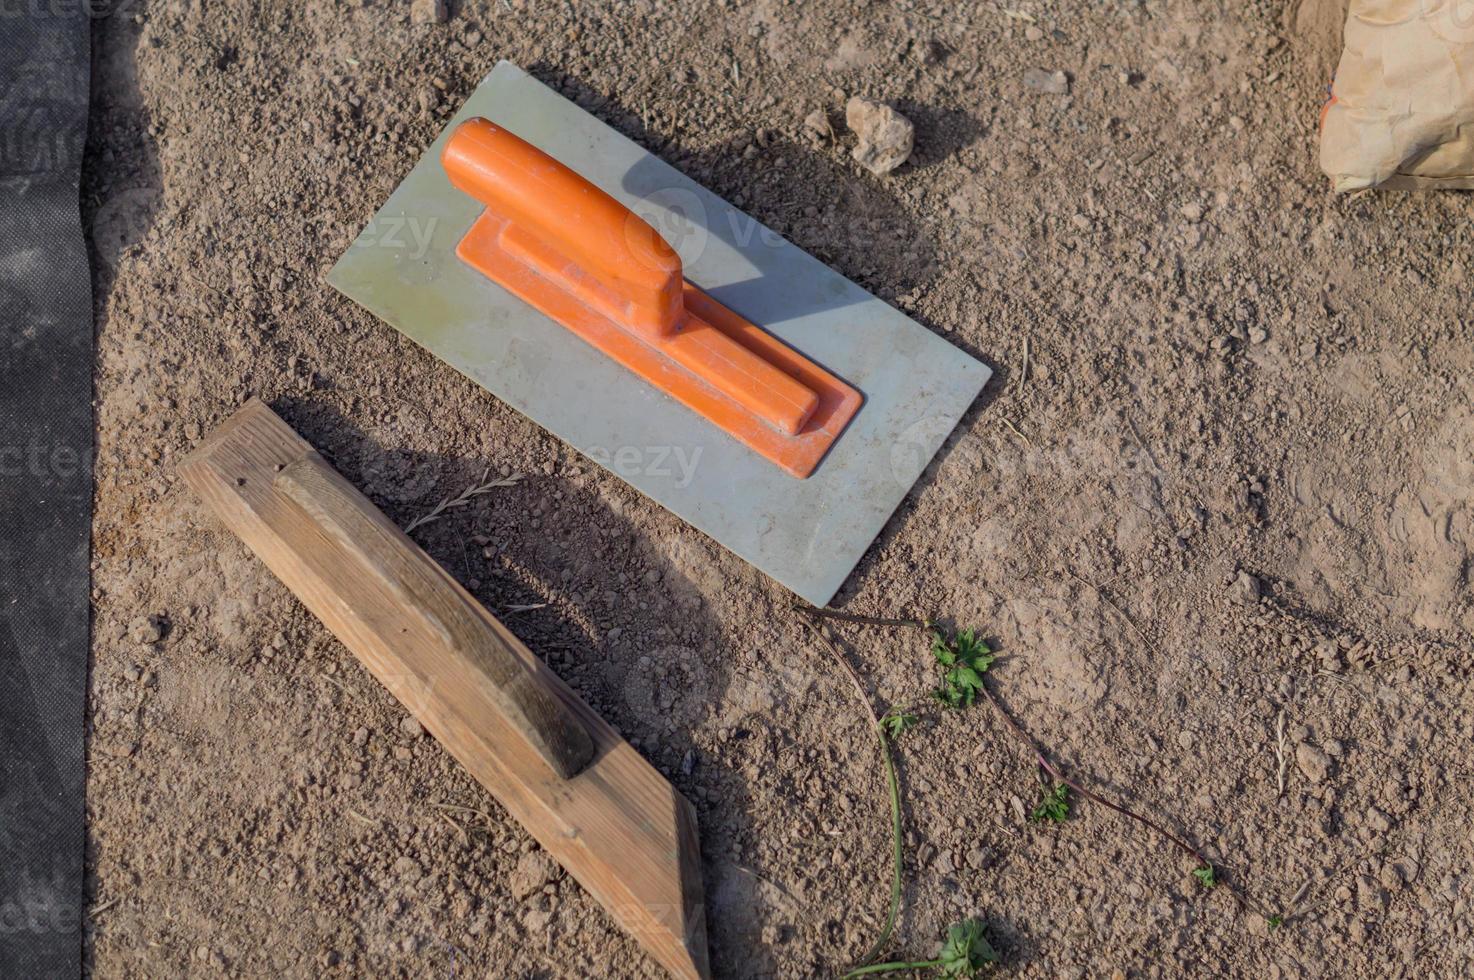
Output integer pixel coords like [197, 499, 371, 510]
[84, 0, 1473, 977]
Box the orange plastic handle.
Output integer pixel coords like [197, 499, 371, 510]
[442, 119, 822, 438]
[442, 118, 682, 339]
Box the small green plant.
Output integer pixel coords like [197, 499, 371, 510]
[1030, 783, 1071, 823]
[801, 602, 1267, 973]
[843, 918, 999, 978]
[879, 709, 919, 740]
[931, 628, 995, 708]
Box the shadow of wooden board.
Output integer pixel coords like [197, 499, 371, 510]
[179, 399, 708, 979]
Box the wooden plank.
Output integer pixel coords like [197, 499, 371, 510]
[179, 400, 709, 979]
[273, 457, 594, 778]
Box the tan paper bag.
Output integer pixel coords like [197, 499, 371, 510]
[1320, 0, 1474, 191]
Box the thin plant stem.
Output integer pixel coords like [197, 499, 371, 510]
[800, 620, 905, 968]
[842, 958, 941, 978]
[857, 726, 905, 968]
[973, 677, 1266, 916]
[812, 609, 1274, 919]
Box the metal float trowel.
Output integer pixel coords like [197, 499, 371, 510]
[328, 61, 989, 606]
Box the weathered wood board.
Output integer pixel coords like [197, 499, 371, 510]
[179, 399, 708, 979]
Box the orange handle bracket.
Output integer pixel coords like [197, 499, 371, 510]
[443, 118, 683, 339]
[442, 118, 862, 475]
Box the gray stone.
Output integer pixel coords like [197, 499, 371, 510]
[1231, 571, 1262, 604]
[1296, 743, 1332, 783]
[128, 614, 164, 645]
[509, 850, 557, 900]
[1023, 69, 1070, 95]
[846, 97, 914, 176]
[411, 0, 448, 25]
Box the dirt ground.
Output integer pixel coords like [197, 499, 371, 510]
[82, 0, 1474, 977]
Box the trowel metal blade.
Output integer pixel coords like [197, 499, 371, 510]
[327, 61, 990, 606]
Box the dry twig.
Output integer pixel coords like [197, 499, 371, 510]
[1275, 710, 1288, 797]
[799, 619, 903, 968]
[795, 604, 929, 632]
[1064, 567, 1156, 655]
[405, 469, 523, 533]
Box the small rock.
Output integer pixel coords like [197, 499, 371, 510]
[522, 908, 552, 933]
[509, 850, 557, 900]
[965, 847, 988, 870]
[1023, 68, 1070, 95]
[122, 664, 142, 683]
[935, 850, 955, 874]
[1230, 571, 1261, 604]
[845, 96, 914, 176]
[352, 727, 370, 747]
[1355, 874, 1387, 910]
[1249, 327, 1268, 344]
[680, 749, 697, 776]
[411, 0, 447, 25]
[100, 739, 137, 758]
[1365, 806, 1391, 833]
[1180, 202, 1204, 222]
[400, 716, 424, 738]
[393, 855, 422, 878]
[1296, 743, 1332, 784]
[1024, 25, 1044, 41]
[128, 614, 165, 645]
